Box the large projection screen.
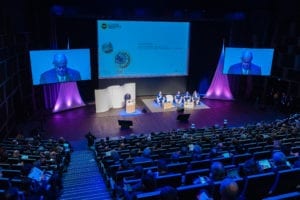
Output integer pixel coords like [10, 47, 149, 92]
[223, 47, 274, 76]
[97, 20, 190, 78]
[30, 49, 91, 85]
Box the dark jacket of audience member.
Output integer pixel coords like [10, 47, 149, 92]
[160, 186, 179, 200]
[271, 151, 291, 171]
[240, 158, 260, 177]
[219, 178, 240, 200]
[209, 161, 226, 182]
[132, 147, 153, 164]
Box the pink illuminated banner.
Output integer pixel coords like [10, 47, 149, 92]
[52, 82, 85, 113]
[204, 44, 234, 100]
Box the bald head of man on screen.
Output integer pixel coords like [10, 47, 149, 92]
[228, 50, 261, 75]
[40, 53, 81, 84]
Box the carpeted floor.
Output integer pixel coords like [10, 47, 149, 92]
[141, 98, 210, 113]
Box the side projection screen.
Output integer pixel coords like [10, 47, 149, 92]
[97, 20, 190, 78]
[223, 47, 274, 76]
[30, 49, 91, 85]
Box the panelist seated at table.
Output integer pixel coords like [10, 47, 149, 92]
[183, 91, 192, 102]
[192, 90, 201, 105]
[174, 91, 183, 105]
[155, 91, 166, 104]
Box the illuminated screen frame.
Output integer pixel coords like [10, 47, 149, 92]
[97, 20, 190, 79]
[29, 48, 91, 85]
[223, 47, 274, 76]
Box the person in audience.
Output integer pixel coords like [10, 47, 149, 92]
[0, 146, 8, 162]
[160, 186, 179, 200]
[180, 145, 189, 156]
[4, 187, 21, 200]
[293, 157, 300, 168]
[240, 158, 260, 177]
[219, 178, 240, 200]
[191, 144, 202, 161]
[209, 161, 226, 182]
[271, 151, 291, 171]
[170, 152, 180, 163]
[156, 158, 172, 176]
[110, 149, 121, 165]
[197, 189, 213, 200]
[132, 165, 145, 180]
[132, 147, 153, 164]
[123, 173, 156, 199]
[119, 158, 132, 171]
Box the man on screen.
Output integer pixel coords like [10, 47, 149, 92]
[228, 50, 261, 75]
[40, 53, 81, 84]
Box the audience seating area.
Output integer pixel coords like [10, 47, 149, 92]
[0, 136, 71, 199]
[95, 113, 300, 199]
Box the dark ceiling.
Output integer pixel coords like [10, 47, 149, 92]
[47, 0, 299, 20]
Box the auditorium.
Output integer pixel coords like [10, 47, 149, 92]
[1, 1, 300, 199]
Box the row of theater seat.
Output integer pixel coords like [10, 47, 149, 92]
[133, 168, 300, 199]
[96, 114, 300, 199]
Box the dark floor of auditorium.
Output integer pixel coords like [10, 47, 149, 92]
[18, 96, 288, 143]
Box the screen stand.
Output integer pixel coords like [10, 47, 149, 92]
[52, 82, 85, 113]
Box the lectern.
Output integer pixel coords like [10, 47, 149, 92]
[126, 99, 136, 113]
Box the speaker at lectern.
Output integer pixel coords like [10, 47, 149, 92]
[126, 99, 136, 113]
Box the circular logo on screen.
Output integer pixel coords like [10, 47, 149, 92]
[115, 51, 130, 69]
[101, 23, 107, 29]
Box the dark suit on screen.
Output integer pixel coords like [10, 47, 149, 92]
[228, 63, 261, 75]
[40, 68, 81, 84]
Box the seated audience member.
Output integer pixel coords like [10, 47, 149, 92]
[160, 186, 179, 200]
[0, 146, 8, 162]
[170, 152, 180, 163]
[132, 147, 153, 164]
[240, 158, 260, 177]
[110, 150, 121, 165]
[180, 146, 189, 156]
[219, 178, 240, 200]
[191, 144, 202, 161]
[4, 187, 23, 200]
[157, 159, 170, 176]
[119, 159, 131, 171]
[123, 173, 156, 199]
[293, 157, 300, 168]
[271, 151, 291, 171]
[122, 166, 145, 189]
[197, 190, 213, 200]
[209, 161, 226, 182]
[209, 147, 222, 159]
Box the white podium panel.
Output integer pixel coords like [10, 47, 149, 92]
[95, 83, 136, 113]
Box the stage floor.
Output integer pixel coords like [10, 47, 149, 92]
[19, 96, 288, 142]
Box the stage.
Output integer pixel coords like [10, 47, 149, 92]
[18, 96, 287, 142]
[141, 98, 210, 113]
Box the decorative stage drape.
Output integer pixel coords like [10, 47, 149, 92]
[43, 83, 60, 110]
[43, 82, 85, 112]
[204, 44, 234, 100]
